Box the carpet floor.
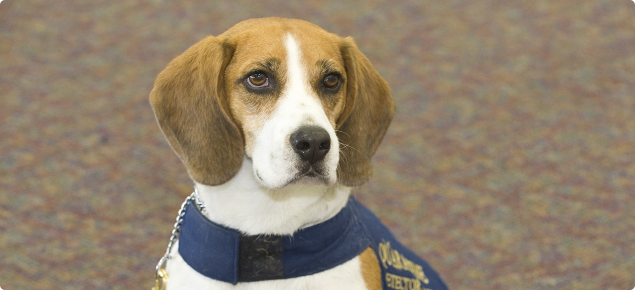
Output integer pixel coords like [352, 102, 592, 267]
[1, 0, 634, 289]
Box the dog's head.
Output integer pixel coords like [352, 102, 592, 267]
[150, 18, 394, 188]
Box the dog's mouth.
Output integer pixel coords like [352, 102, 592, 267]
[288, 165, 329, 185]
[253, 162, 332, 189]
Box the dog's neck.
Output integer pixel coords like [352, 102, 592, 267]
[194, 158, 351, 236]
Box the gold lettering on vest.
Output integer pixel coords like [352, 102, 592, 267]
[378, 241, 429, 284]
[386, 273, 425, 290]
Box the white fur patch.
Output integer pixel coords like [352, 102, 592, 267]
[195, 158, 351, 236]
[167, 158, 358, 289]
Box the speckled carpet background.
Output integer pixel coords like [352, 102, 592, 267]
[1, 0, 634, 289]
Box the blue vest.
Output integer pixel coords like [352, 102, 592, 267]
[178, 196, 448, 290]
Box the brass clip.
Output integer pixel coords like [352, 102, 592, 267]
[152, 268, 168, 290]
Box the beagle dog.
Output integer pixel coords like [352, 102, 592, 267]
[150, 18, 447, 290]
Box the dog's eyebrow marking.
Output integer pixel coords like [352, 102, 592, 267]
[246, 58, 280, 72]
[259, 58, 280, 72]
[318, 59, 337, 74]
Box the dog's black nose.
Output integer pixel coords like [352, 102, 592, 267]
[290, 126, 331, 164]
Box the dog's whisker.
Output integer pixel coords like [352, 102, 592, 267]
[338, 149, 349, 165]
[334, 130, 352, 139]
[338, 141, 362, 156]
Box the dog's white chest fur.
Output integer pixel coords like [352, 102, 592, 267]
[164, 159, 366, 290]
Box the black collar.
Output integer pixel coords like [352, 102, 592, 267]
[178, 196, 371, 284]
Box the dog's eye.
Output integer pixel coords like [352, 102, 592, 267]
[247, 73, 269, 87]
[323, 74, 339, 88]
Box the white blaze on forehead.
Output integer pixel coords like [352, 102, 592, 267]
[281, 34, 330, 123]
[285, 34, 307, 92]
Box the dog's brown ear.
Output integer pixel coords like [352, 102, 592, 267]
[337, 37, 395, 186]
[150, 36, 244, 185]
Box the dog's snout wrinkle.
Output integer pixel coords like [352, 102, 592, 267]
[290, 126, 331, 164]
